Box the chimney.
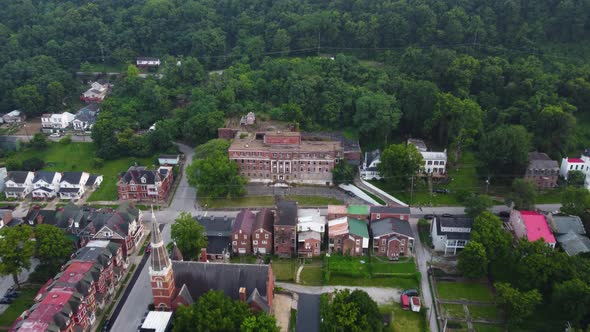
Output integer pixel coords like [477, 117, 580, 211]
[36, 214, 43, 224]
[199, 248, 207, 262]
[239, 287, 246, 302]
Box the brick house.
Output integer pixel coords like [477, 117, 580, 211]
[347, 205, 370, 222]
[297, 231, 321, 257]
[369, 206, 411, 222]
[328, 217, 369, 256]
[525, 152, 559, 189]
[371, 218, 415, 260]
[117, 165, 173, 202]
[232, 209, 256, 255]
[252, 209, 274, 255]
[274, 201, 298, 257]
[327, 205, 348, 220]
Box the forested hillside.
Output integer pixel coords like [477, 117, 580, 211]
[2, 0, 590, 168]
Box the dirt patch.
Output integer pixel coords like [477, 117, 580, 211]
[272, 293, 293, 332]
[13, 118, 42, 135]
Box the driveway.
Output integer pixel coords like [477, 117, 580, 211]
[296, 293, 319, 332]
[275, 283, 400, 305]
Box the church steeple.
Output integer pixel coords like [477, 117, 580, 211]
[148, 207, 176, 310]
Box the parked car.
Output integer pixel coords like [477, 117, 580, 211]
[4, 291, 19, 298]
[0, 297, 13, 304]
[423, 214, 434, 220]
[497, 211, 510, 218]
[401, 294, 410, 310]
[145, 243, 152, 254]
[345, 191, 356, 197]
[102, 319, 111, 331]
[49, 133, 61, 138]
[433, 188, 450, 194]
[402, 289, 419, 297]
[441, 213, 453, 217]
[410, 296, 421, 312]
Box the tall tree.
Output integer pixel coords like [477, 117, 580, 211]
[378, 143, 424, 189]
[0, 226, 35, 288]
[12, 84, 44, 116]
[458, 241, 488, 279]
[426, 93, 483, 147]
[470, 212, 512, 265]
[240, 314, 280, 332]
[463, 194, 494, 218]
[353, 92, 400, 143]
[34, 224, 73, 268]
[170, 212, 207, 261]
[506, 179, 537, 210]
[187, 154, 246, 200]
[478, 125, 532, 178]
[495, 282, 542, 325]
[321, 289, 382, 332]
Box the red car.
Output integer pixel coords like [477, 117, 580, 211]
[401, 294, 410, 310]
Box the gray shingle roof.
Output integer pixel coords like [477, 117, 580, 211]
[556, 232, 590, 256]
[371, 218, 414, 238]
[172, 261, 270, 303]
[6, 171, 30, 183]
[528, 152, 558, 169]
[276, 201, 297, 226]
[61, 172, 84, 184]
[195, 215, 234, 236]
[33, 171, 57, 184]
[552, 215, 586, 235]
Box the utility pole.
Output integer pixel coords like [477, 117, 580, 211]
[485, 176, 490, 194]
[410, 175, 414, 205]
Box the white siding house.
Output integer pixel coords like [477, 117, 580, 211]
[59, 172, 90, 200]
[430, 215, 473, 255]
[32, 171, 61, 199]
[4, 171, 34, 199]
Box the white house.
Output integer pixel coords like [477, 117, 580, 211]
[360, 150, 383, 180]
[85, 174, 104, 190]
[80, 82, 110, 103]
[430, 215, 473, 255]
[158, 155, 180, 166]
[4, 171, 34, 199]
[3, 110, 25, 123]
[408, 139, 447, 176]
[32, 171, 61, 199]
[72, 104, 99, 131]
[41, 112, 75, 132]
[297, 209, 326, 234]
[59, 172, 90, 200]
[136, 57, 161, 67]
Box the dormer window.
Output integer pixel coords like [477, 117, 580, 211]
[141, 177, 146, 184]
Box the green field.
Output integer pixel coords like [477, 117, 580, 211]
[436, 281, 494, 302]
[472, 323, 506, 332]
[468, 305, 502, 321]
[325, 255, 419, 288]
[380, 304, 428, 332]
[204, 195, 343, 208]
[272, 259, 298, 281]
[0, 286, 41, 328]
[441, 303, 466, 318]
[7, 143, 156, 201]
[299, 266, 322, 286]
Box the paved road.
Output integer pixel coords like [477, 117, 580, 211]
[296, 293, 319, 332]
[409, 203, 562, 217]
[409, 217, 438, 332]
[0, 134, 92, 143]
[275, 283, 401, 305]
[109, 223, 171, 332]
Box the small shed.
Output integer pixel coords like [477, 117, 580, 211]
[158, 155, 180, 166]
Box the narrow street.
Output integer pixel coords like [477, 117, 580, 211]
[296, 293, 319, 332]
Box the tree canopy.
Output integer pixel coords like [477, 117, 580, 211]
[320, 289, 382, 332]
[0, 226, 35, 288]
[170, 212, 207, 261]
[378, 143, 424, 189]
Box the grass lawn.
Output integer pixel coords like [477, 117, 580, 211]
[79, 62, 127, 73]
[472, 323, 506, 332]
[535, 188, 564, 204]
[8, 143, 156, 202]
[441, 303, 465, 318]
[204, 195, 343, 208]
[468, 305, 502, 321]
[0, 286, 41, 327]
[380, 304, 428, 332]
[325, 256, 419, 288]
[436, 281, 494, 302]
[370, 151, 483, 206]
[299, 266, 322, 286]
[272, 259, 298, 282]
[229, 256, 258, 264]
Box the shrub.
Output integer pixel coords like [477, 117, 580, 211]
[22, 157, 45, 171]
[59, 135, 72, 144]
[93, 158, 104, 168]
[5, 158, 22, 171]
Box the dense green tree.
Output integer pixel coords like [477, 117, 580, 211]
[194, 139, 231, 160]
[426, 93, 483, 147]
[13, 84, 44, 116]
[240, 314, 280, 332]
[173, 290, 251, 332]
[567, 170, 586, 187]
[478, 125, 532, 178]
[22, 157, 45, 171]
[321, 289, 382, 332]
[0, 226, 35, 288]
[29, 133, 47, 150]
[353, 92, 400, 143]
[552, 278, 590, 326]
[470, 212, 512, 265]
[45, 81, 65, 113]
[561, 187, 590, 229]
[171, 212, 207, 261]
[34, 224, 73, 268]
[458, 241, 488, 279]
[463, 194, 494, 219]
[187, 154, 246, 200]
[332, 162, 356, 185]
[378, 143, 424, 189]
[495, 282, 542, 324]
[506, 179, 537, 210]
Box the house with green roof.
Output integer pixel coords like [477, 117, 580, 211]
[328, 216, 369, 256]
[347, 205, 370, 221]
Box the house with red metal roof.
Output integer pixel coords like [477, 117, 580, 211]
[232, 209, 256, 255]
[510, 210, 556, 248]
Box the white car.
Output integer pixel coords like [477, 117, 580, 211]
[49, 133, 61, 138]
